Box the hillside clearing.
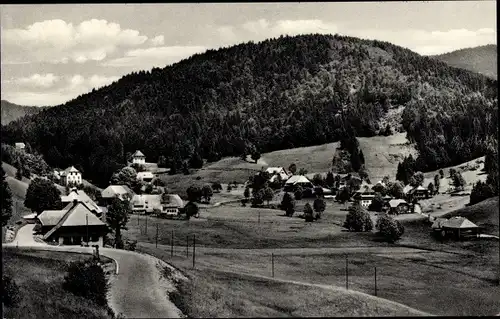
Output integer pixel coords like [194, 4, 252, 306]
[2, 248, 115, 319]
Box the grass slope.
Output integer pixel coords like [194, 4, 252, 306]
[2, 248, 114, 319]
[161, 132, 416, 194]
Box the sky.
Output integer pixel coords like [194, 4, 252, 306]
[0, 2, 497, 106]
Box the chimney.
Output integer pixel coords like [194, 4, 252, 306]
[73, 199, 79, 206]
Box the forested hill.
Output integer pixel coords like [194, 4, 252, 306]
[1, 100, 48, 125]
[2, 34, 497, 187]
[433, 44, 497, 80]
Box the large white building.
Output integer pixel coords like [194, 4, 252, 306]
[131, 150, 146, 164]
[59, 166, 82, 186]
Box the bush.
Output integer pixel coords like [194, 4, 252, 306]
[368, 192, 384, 212]
[343, 204, 373, 232]
[376, 214, 404, 243]
[2, 275, 21, 308]
[304, 203, 314, 222]
[63, 259, 109, 306]
[124, 239, 137, 251]
[280, 192, 295, 217]
[294, 186, 303, 200]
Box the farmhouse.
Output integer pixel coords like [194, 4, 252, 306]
[15, 142, 25, 150]
[137, 171, 155, 183]
[284, 175, 314, 192]
[432, 216, 480, 239]
[38, 200, 108, 246]
[101, 185, 134, 204]
[130, 194, 162, 214]
[266, 167, 290, 181]
[353, 192, 375, 208]
[61, 188, 103, 216]
[407, 185, 430, 201]
[159, 194, 184, 217]
[131, 150, 146, 164]
[59, 166, 82, 186]
[382, 194, 393, 202]
[385, 199, 410, 215]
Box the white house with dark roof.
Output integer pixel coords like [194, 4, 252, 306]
[59, 166, 82, 186]
[160, 194, 184, 217]
[131, 150, 146, 164]
[137, 171, 155, 183]
[284, 175, 314, 191]
[130, 194, 162, 214]
[15, 142, 25, 150]
[37, 201, 108, 246]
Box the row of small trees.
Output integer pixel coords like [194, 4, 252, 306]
[343, 204, 404, 243]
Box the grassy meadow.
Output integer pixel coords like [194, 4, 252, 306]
[2, 248, 115, 319]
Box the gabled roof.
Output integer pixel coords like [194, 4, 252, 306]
[15, 142, 25, 147]
[403, 185, 413, 194]
[443, 217, 478, 229]
[431, 218, 448, 229]
[132, 150, 145, 157]
[383, 195, 393, 200]
[64, 166, 80, 173]
[161, 194, 183, 208]
[43, 202, 106, 240]
[102, 185, 134, 199]
[285, 175, 312, 185]
[388, 199, 408, 208]
[409, 185, 428, 194]
[38, 210, 68, 226]
[61, 189, 102, 213]
[266, 167, 286, 174]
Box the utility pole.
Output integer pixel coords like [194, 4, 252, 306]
[258, 211, 260, 224]
[145, 214, 148, 235]
[374, 267, 378, 296]
[186, 235, 189, 258]
[155, 223, 159, 248]
[86, 214, 89, 247]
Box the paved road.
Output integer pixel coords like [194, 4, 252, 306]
[3, 225, 183, 319]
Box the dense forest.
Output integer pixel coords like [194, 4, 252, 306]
[2, 34, 497, 187]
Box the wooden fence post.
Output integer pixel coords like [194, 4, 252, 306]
[374, 266, 377, 296]
[345, 255, 349, 290]
[186, 235, 189, 258]
[272, 253, 275, 278]
[155, 223, 159, 248]
[171, 230, 174, 257]
[192, 235, 196, 268]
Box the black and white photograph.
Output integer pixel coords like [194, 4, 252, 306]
[1, 2, 498, 318]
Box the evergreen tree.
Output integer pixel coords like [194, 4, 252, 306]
[325, 171, 335, 187]
[313, 197, 326, 219]
[281, 192, 295, 217]
[1, 167, 13, 226]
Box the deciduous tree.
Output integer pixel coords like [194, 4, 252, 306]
[24, 178, 62, 214]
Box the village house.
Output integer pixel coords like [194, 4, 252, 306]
[284, 175, 314, 192]
[15, 142, 25, 150]
[131, 150, 146, 164]
[137, 171, 155, 183]
[59, 166, 83, 186]
[159, 194, 184, 218]
[101, 185, 134, 205]
[407, 185, 430, 201]
[130, 194, 162, 214]
[266, 167, 291, 184]
[37, 200, 108, 246]
[384, 199, 410, 215]
[431, 216, 480, 240]
[353, 191, 375, 208]
[61, 188, 103, 216]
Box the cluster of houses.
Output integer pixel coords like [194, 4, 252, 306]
[262, 167, 432, 215]
[26, 150, 183, 246]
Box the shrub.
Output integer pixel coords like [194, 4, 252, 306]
[343, 204, 373, 232]
[124, 239, 137, 251]
[313, 198, 326, 220]
[294, 186, 303, 200]
[304, 203, 314, 222]
[376, 214, 404, 243]
[368, 192, 384, 212]
[280, 192, 295, 217]
[2, 275, 21, 308]
[63, 259, 109, 306]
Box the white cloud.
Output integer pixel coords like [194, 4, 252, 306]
[2, 74, 121, 106]
[150, 35, 165, 46]
[1, 19, 148, 64]
[16, 73, 60, 88]
[235, 19, 338, 41]
[346, 28, 496, 55]
[102, 45, 207, 68]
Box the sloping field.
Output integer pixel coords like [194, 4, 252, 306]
[161, 133, 416, 193]
[443, 196, 499, 234]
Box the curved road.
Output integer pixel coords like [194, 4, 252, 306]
[3, 224, 183, 319]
